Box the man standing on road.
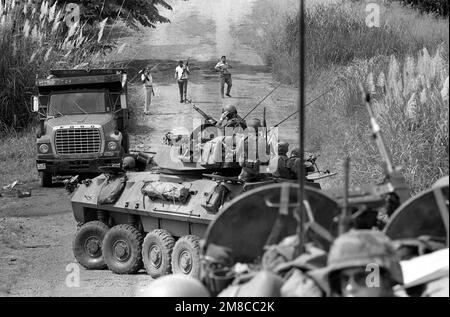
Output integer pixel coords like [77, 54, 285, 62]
[141, 66, 155, 115]
[215, 56, 233, 98]
[175, 60, 190, 103]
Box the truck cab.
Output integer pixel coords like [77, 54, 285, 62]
[32, 68, 129, 187]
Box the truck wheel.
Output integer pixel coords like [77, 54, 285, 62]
[40, 172, 52, 187]
[171, 235, 201, 278]
[142, 229, 175, 278]
[103, 224, 143, 274]
[72, 221, 109, 270]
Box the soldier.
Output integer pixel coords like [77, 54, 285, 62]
[272, 142, 296, 179]
[237, 118, 264, 182]
[141, 66, 155, 115]
[175, 60, 190, 103]
[287, 147, 316, 177]
[216, 105, 247, 130]
[315, 230, 403, 297]
[215, 55, 233, 98]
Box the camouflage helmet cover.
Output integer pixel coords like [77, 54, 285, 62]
[278, 142, 289, 155]
[326, 230, 403, 285]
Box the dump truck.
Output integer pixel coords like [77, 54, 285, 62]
[32, 68, 130, 187]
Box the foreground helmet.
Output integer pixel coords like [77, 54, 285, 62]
[122, 156, 136, 170]
[137, 274, 210, 297]
[278, 142, 289, 155]
[223, 104, 237, 115]
[325, 230, 403, 286]
[246, 118, 262, 129]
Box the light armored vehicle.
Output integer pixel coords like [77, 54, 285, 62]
[70, 115, 333, 278]
[32, 68, 130, 187]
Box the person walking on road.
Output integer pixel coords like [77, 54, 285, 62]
[215, 56, 233, 98]
[141, 66, 155, 115]
[175, 60, 190, 103]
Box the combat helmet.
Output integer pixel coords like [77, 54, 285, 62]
[323, 230, 403, 291]
[223, 104, 237, 115]
[136, 274, 210, 297]
[290, 147, 300, 158]
[246, 118, 262, 129]
[122, 156, 136, 170]
[278, 142, 289, 155]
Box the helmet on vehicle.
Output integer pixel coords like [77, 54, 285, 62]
[223, 105, 237, 115]
[290, 147, 300, 158]
[278, 142, 289, 155]
[246, 118, 262, 129]
[122, 156, 136, 170]
[324, 230, 403, 289]
[137, 274, 210, 297]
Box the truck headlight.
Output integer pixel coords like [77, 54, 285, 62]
[107, 141, 118, 151]
[39, 144, 49, 154]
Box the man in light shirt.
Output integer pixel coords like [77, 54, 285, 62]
[215, 56, 232, 98]
[141, 66, 154, 115]
[175, 60, 190, 103]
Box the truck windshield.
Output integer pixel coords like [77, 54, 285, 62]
[48, 92, 109, 115]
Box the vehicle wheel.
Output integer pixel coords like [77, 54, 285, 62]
[40, 172, 52, 187]
[171, 235, 201, 278]
[142, 229, 175, 278]
[103, 224, 144, 274]
[72, 221, 109, 270]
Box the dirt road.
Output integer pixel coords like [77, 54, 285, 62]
[1, 0, 301, 296]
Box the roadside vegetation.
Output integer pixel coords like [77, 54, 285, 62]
[252, 0, 449, 194]
[0, 0, 171, 186]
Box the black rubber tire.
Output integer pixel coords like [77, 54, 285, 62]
[171, 235, 201, 278]
[40, 172, 52, 187]
[103, 224, 143, 274]
[72, 221, 109, 270]
[142, 229, 175, 278]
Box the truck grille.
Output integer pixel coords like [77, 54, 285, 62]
[55, 128, 101, 155]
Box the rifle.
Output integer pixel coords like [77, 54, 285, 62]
[188, 100, 218, 126]
[182, 57, 190, 77]
[359, 83, 410, 204]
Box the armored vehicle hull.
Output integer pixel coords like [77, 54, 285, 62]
[71, 170, 246, 278]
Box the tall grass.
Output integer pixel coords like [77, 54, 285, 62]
[0, 127, 37, 185]
[251, 1, 449, 194]
[321, 47, 449, 194]
[252, 1, 449, 84]
[0, 0, 122, 185]
[0, 0, 118, 130]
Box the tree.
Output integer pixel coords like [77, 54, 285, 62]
[58, 0, 173, 28]
[394, 0, 448, 16]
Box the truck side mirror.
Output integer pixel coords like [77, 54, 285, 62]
[32, 96, 39, 112]
[120, 94, 127, 109]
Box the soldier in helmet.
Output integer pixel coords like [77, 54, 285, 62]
[237, 118, 265, 182]
[287, 147, 316, 177]
[136, 274, 210, 297]
[272, 142, 297, 179]
[315, 230, 403, 297]
[216, 105, 247, 130]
